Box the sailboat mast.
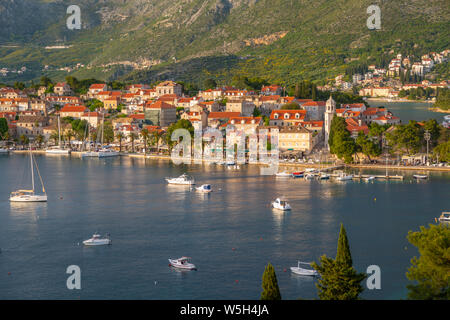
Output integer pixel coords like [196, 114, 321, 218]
[101, 113, 104, 145]
[88, 111, 91, 151]
[30, 146, 35, 192]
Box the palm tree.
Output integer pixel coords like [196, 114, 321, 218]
[116, 132, 124, 153]
[19, 134, 29, 146]
[140, 128, 150, 156]
[50, 130, 59, 146]
[66, 130, 74, 149]
[151, 130, 163, 153]
[128, 132, 137, 153]
[35, 134, 44, 149]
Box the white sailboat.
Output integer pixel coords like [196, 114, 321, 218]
[81, 111, 99, 158]
[46, 114, 70, 155]
[98, 114, 119, 158]
[10, 147, 47, 202]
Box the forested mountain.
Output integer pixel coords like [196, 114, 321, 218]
[0, 0, 449, 85]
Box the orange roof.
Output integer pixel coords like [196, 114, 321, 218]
[260, 95, 281, 102]
[89, 84, 107, 89]
[60, 105, 87, 113]
[302, 101, 326, 107]
[270, 110, 307, 120]
[129, 114, 145, 119]
[208, 112, 241, 119]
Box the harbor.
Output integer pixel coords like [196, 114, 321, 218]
[0, 154, 448, 300]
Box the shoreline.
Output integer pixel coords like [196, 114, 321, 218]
[428, 107, 450, 114]
[367, 98, 434, 104]
[8, 151, 450, 172]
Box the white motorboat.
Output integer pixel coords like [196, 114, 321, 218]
[0, 148, 9, 154]
[46, 146, 71, 155]
[290, 261, 319, 276]
[98, 148, 119, 158]
[196, 184, 212, 193]
[275, 171, 291, 177]
[305, 173, 315, 180]
[438, 212, 450, 223]
[168, 257, 197, 270]
[305, 168, 317, 173]
[336, 173, 354, 181]
[226, 160, 236, 166]
[166, 173, 195, 185]
[272, 198, 291, 211]
[10, 147, 47, 202]
[413, 174, 428, 180]
[365, 176, 376, 182]
[81, 151, 99, 158]
[319, 173, 330, 180]
[46, 114, 70, 155]
[83, 233, 111, 246]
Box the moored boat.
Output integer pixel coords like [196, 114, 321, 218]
[292, 172, 304, 178]
[166, 173, 195, 185]
[83, 233, 111, 246]
[290, 261, 319, 276]
[272, 198, 291, 211]
[438, 212, 450, 223]
[10, 146, 47, 202]
[336, 173, 354, 181]
[196, 184, 212, 193]
[413, 174, 428, 180]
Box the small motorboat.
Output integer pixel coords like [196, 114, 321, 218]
[438, 212, 450, 223]
[304, 173, 315, 180]
[292, 172, 304, 178]
[275, 171, 291, 177]
[272, 198, 291, 211]
[290, 261, 319, 276]
[0, 148, 9, 154]
[166, 173, 195, 185]
[196, 184, 212, 193]
[365, 176, 376, 182]
[413, 174, 428, 180]
[83, 233, 111, 246]
[336, 173, 354, 181]
[169, 257, 197, 270]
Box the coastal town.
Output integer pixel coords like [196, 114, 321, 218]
[0, 72, 449, 169]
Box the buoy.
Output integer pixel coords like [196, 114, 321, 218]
[283, 268, 287, 272]
[374, 198, 376, 201]
[235, 280, 239, 283]
[8, 272, 11, 275]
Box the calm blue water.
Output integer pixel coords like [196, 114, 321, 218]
[0, 154, 449, 300]
[368, 101, 446, 123]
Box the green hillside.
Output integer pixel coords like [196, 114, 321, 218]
[0, 0, 449, 86]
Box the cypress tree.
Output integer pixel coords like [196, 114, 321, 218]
[312, 224, 366, 300]
[336, 223, 353, 266]
[260, 263, 282, 300]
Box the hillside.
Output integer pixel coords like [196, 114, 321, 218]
[0, 0, 449, 85]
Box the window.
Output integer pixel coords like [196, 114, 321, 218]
[284, 113, 289, 119]
[274, 114, 279, 119]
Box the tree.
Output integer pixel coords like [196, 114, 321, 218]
[432, 140, 450, 163]
[252, 107, 262, 117]
[19, 134, 29, 146]
[312, 224, 366, 300]
[140, 128, 150, 156]
[151, 130, 163, 153]
[329, 117, 356, 163]
[35, 134, 44, 149]
[204, 78, 217, 90]
[165, 119, 194, 151]
[260, 263, 282, 300]
[86, 99, 104, 112]
[129, 132, 137, 153]
[356, 131, 381, 162]
[387, 121, 422, 155]
[65, 130, 74, 147]
[406, 224, 450, 300]
[116, 132, 124, 153]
